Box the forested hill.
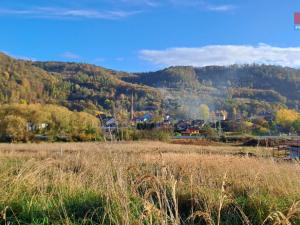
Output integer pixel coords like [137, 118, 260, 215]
[33, 61, 161, 112]
[0, 53, 69, 103]
[0, 52, 299, 118]
[194, 65, 300, 102]
[0, 53, 161, 115]
[122, 65, 300, 116]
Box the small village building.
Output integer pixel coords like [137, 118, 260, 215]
[174, 120, 191, 133]
[27, 122, 48, 132]
[101, 117, 118, 132]
[181, 128, 200, 136]
[135, 114, 153, 123]
[215, 111, 227, 121]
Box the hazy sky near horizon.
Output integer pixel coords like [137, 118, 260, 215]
[0, 0, 300, 72]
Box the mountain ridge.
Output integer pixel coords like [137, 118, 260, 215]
[0, 52, 299, 119]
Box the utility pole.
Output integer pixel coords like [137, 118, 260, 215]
[130, 92, 134, 121]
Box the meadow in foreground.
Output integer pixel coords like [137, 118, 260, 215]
[0, 142, 299, 225]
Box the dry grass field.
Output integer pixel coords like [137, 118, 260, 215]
[0, 141, 299, 225]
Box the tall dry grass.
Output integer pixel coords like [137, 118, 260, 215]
[0, 142, 299, 225]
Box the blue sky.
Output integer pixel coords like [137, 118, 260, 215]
[0, 0, 299, 72]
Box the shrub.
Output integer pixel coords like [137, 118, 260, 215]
[0, 104, 103, 142]
[116, 128, 172, 141]
[0, 115, 28, 142]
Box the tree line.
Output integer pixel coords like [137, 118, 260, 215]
[0, 104, 102, 142]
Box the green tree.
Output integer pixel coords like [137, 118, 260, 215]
[293, 119, 300, 133]
[199, 104, 210, 121]
[0, 115, 28, 142]
[46, 105, 72, 137]
[70, 112, 101, 141]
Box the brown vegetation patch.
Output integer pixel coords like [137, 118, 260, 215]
[0, 142, 298, 224]
[170, 138, 225, 146]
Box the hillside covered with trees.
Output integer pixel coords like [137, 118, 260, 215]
[0, 53, 161, 117]
[0, 52, 300, 121]
[123, 65, 300, 119]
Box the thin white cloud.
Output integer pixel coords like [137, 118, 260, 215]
[168, 0, 235, 12]
[0, 7, 138, 19]
[206, 4, 235, 12]
[112, 0, 235, 12]
[0, 0, 235, 21]
[140, 44, 300, 68]
[118, 0, 160, 7]
[61, 52, 80, 59]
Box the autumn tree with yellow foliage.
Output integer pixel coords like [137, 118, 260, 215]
[275, 108, 300, 132]
[0, 104, 102, 142]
